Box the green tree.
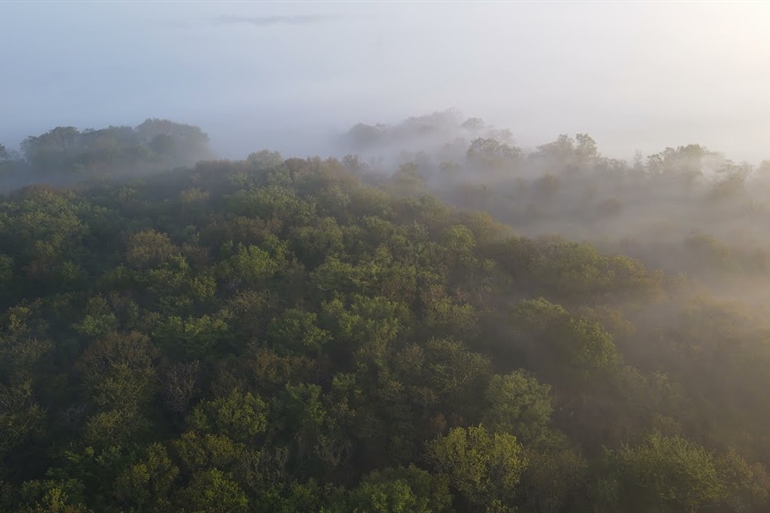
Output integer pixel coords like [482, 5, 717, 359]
[603, 432, 725, 513]
[425, 425, 528, 509]
[0, 379, 46, 457]
[266, 309, 331, 356]
[715, 448, 770, 513]
[466, 137, 521, 172]
[114, 443, 179, 512]
[349, 465, 452, 513]
[125, 230, 178, 269]
[175, 468, 248, 513]
[219, 242, 279, 289]
[188, 388, 268, 443]
[154, 310, 232, 360]
[482, 371, 554, 446]
[76, 331, 158, 412]
[422, 338, 492, 420]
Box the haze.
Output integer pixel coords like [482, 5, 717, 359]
[2, 1, 770, 163]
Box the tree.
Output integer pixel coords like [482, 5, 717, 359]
[603, 433, 725, 513]
[175, 468, 248, 513]
[154, 310, 232, 360]
[160, 360, 202, 416]
[715, 448, 770, 513]
[21, 126, 81, 173]
[510, 298, 621, 386]
[114, 443, 179, 513]
[267, 309, 331, 356]
[390, 162, 426, 197]
[72, 296, 118, 338]
[172, 431, 245, 474]
[275, 383, 326, 456]
[575, 133, 598, 161]
[425, 425, 528, 509]
[219, 243, 278, 289]
[531, 134, 576, 167]
[351, 465, 452, 513]
[0, 144, 16, 176]
[150, 133, 176, 157]
[420, 338, 492, 419]
[76, 331, 159, 412]
[0, 379, 46, 457]
[482, 371, 554, 446]
[466, 137, 521, 172]
[348, 465, 451, 513]
[135, 118, 211, 164]
[247, 150, 283, 170]
[125, 229, 178, 269]
[18, 487, 93, 513]
[188, 388, 268, 443]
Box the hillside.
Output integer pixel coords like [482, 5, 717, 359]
[2, 121, 770, 512]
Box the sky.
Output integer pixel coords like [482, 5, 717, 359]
[2, 1, 770, 163]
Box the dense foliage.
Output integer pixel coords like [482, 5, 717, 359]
[0, 119, 212, 192]
[3, 117, 770, 512]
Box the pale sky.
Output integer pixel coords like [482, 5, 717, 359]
[2, 1, 770, 163]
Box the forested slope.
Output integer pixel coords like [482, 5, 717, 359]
[2, 120, 770, 512]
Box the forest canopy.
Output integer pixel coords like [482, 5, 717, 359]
[0, 119, 212, 191]
[1, 114, 770, 512]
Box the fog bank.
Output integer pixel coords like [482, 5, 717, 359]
[3, 2, 770, 163]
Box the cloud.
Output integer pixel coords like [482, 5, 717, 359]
[212, 15, 335, 28]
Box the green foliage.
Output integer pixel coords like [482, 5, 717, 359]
[425, 425, 528, 508]
[14, 119, 211, 181]
[72, 296, 118, 338]
[19, 487, 93, 513]
[603, 432, 725, 513]
[422, 338, 492, 416]
[0, 379, 46, 456]
[716, 448, 770, 512]
[219, 242, 279, 286]
[115, 443, 179, 512]
[482, 371, 554, 446]
[349, 465, 452, 513]
[1, 129, 770, 512]
[172, 431, 244, 473]
[175, 468, 248, 513]
[188, 388, 268, 443]
[267, 308, 331, 356]
[77, 331, 158, 411]
[126, 229, 178, 269]
[511, 298, 621, 385]
[154, 310, 231, 359]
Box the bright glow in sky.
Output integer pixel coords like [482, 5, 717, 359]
[2, 1, 769, 162]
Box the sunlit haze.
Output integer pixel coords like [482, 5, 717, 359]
[2, 1, 770, 162]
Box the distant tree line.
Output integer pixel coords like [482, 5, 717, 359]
[0, 119, 213, 191]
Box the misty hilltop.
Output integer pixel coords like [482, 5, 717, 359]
[4, 110, 770, 293]
[5, 0, 770, 510]
[0, 119, 213, 192]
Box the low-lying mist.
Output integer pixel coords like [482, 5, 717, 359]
[6, 108, 770, 513]
[3, 108, 770, 302]
[329, 110, 770, 299]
